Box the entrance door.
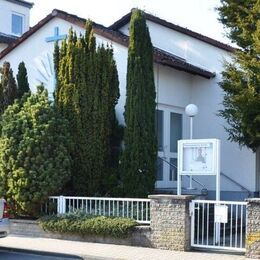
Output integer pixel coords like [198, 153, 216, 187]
[155, 105, 183, 189]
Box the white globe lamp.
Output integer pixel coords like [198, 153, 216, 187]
[185, 104, 198, 117]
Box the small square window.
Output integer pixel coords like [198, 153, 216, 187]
[12, 13, 23, 35]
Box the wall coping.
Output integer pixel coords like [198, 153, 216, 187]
[10, 219, 38, 224]
[245, 198, 260, 204]
[148, 194, 195, 200]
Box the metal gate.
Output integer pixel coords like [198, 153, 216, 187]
[190, 200, 247, 252]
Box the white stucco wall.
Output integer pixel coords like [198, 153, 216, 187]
[0, 17, 129, 124]
[120, 21, 231, 72]
[0, 18, 84, 93]
[191, 73, 256, 192]
[0, 0, 30, 36]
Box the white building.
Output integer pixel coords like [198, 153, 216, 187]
[0, 2, 258, 200]
[0, 0, 33, 52]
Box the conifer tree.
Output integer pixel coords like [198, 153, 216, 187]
[121, 9, 157, 197]
[55, 22, 120, 195]
[0, 62, 17, 114]
[218, 0, 260, 151]
[16, 61, 30, 99]
[0, 86, 71, 216]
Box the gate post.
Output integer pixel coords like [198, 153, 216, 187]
[148, 194, 195, 251]
[246, 198, 260, 259]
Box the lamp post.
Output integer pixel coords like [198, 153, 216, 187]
[185, 104, 198, 190]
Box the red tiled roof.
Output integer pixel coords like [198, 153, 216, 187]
[0, 9, 215, 79]
[109, 9, 235, 53]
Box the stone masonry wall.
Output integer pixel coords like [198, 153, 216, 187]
[246, 198, 260, 259]
[149, 195, 194, 251]
[10, 219, 151, 247]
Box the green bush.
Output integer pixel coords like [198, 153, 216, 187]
[39, 213, 137, 238]
[0, 86, 71, 216]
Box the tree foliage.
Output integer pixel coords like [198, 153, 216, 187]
[121, 9, 157, 197]
[55, 22, 120, 195]
[0, 61, 17, 114]
[0, 86, 71, 216]
[218, 0, 260, 151]
[16, 61, 30, 99]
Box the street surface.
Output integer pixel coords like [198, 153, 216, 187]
[0, 235, 246, 260]
[0, 248, 82, 260]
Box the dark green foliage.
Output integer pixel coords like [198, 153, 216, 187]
[218, 0, 260, 151]
[55, 22, 120, 195]
[0, 86, 71, 216]
[39, 213, 137, 238]
[0, 61, 17, 114]
[16, 61, 30, 99]
[121, 9, 157, 197]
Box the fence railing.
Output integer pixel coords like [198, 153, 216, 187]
[43, 196, 151, 224]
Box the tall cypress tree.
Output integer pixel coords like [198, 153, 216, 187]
[0, 61, 17, 114]
[16, 61, 30, 99]
[121, 9, 157, 197]
[55, 22, 120, 195]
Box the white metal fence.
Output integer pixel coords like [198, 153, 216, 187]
[43, 196, 151, 224]
[190, 200, 247, 252]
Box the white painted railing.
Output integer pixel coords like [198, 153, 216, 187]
[43, 196, 151, 224]
[190, 200, 247, 252]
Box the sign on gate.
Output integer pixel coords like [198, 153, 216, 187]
[214, 204, 228, 223]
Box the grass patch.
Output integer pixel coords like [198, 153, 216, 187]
[39, 212, 137, 238]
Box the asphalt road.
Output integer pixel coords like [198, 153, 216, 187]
[0, 249, 82, 260]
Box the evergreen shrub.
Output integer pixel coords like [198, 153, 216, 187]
[39, 213, 137, 238]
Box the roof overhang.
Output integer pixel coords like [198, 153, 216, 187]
[0, 33, 18, 44]
[5, 0, 34, 8]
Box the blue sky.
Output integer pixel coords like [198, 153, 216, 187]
[31, 0, 231, 45]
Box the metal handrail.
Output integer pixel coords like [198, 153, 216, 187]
[158, 156, 207, 191]
[220, 171, 251, 197]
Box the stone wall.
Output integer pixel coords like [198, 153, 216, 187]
[149, 195, 194, 251]
[246, 198, 260, 259]
[10, 195, 194, 251]
[10, 219, 151, 247]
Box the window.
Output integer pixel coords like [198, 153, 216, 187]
[156, 157, 163, 181]
[169, 158, 177, 181]
[12, 13, 23, 35]
[170, 112, 182, 153]
[155, 110, 164, 151]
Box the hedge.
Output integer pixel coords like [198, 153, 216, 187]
[39, 213, 137, 238]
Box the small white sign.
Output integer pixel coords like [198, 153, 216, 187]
[178, 139, 220, 175]
[214, 204, 228, 223]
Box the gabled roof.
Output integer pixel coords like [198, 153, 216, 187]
[109, 9, 235, 53]
[0, 9, 215, 79]
[0, 32, 18, 44]
[5, 0, 34, 8]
